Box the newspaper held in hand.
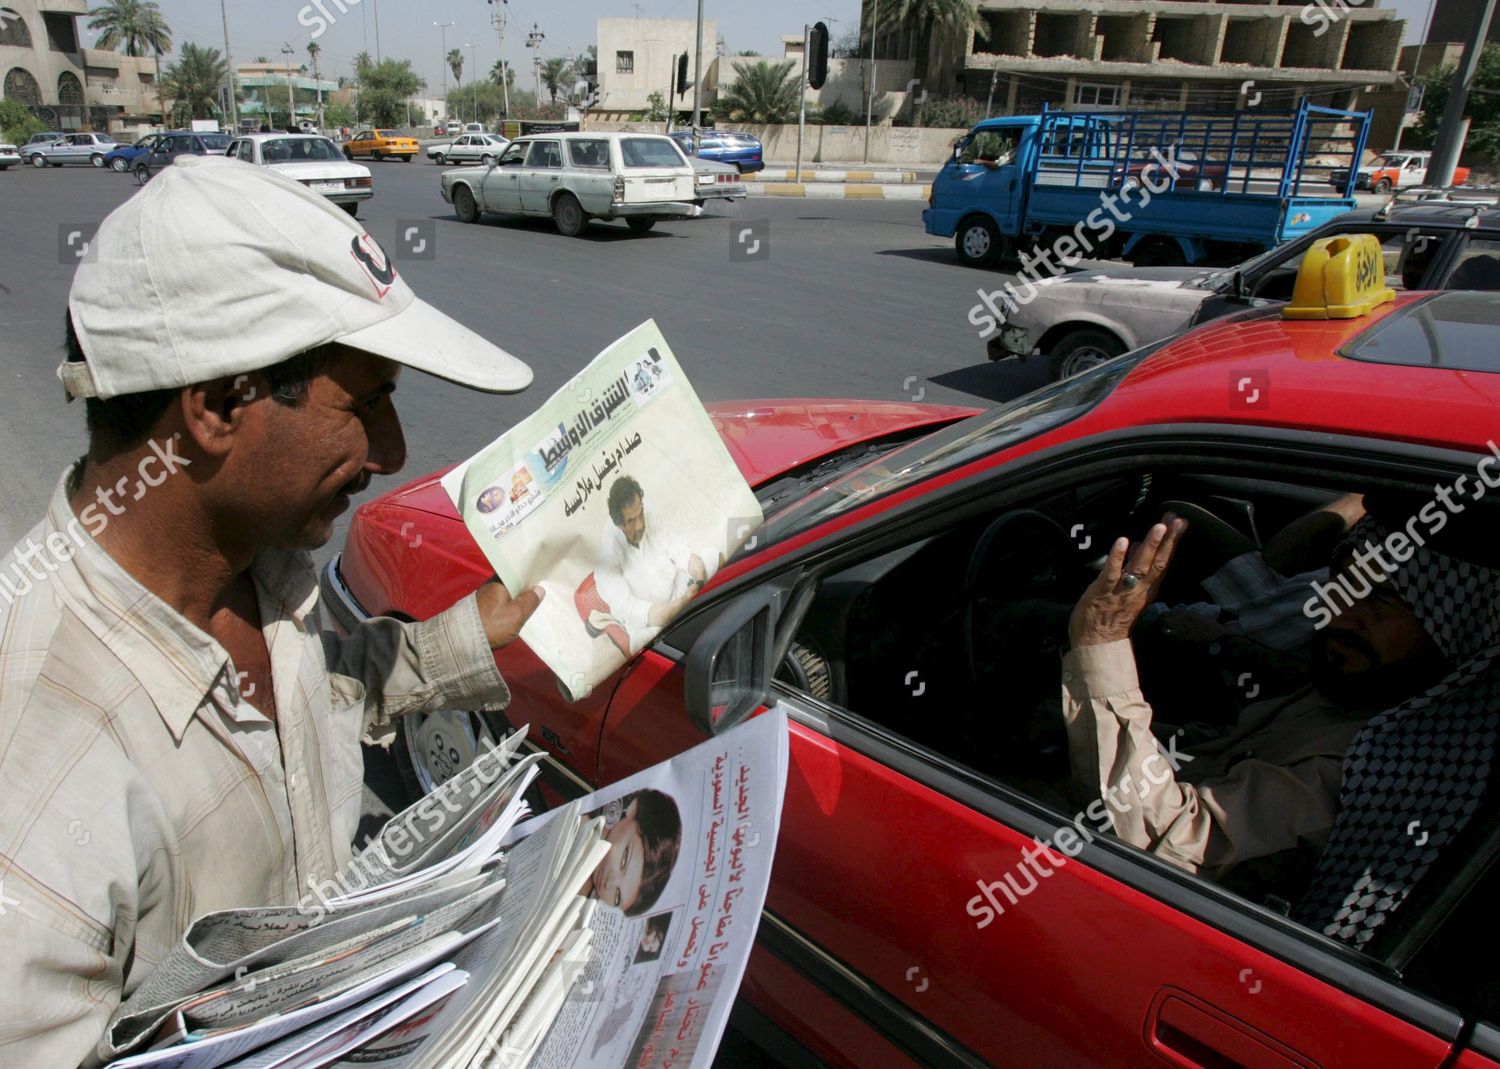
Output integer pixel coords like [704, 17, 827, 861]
[442, 320, 763, 701]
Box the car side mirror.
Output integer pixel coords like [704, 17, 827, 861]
[684, 584, 783, 736]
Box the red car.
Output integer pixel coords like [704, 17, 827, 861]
[325, 288, 1500, 1067]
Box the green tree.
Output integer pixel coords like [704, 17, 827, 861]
[87, 0, 172, 118]
[448, 48, 464, 87]
[541, 56, 571, 103]
[864, 0, 974, 66]
[645, 90, 668, 122]
[0, 98, 47, 146]
[160, 42, 229, 120]
[489, 59, 516, 91]
[1414, 44, 1500, 163]
[358, 58, 425, 127]
[714, 60, 801, 124]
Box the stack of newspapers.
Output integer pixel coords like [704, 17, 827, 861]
[101, 728, 611, 1069]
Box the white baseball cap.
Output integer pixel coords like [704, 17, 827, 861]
[60, 154, 532, 400]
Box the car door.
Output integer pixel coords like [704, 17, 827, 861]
[351, 130, 373, 157]
[1403, 157, 1428, 188]
[518, 139, 563, 214]
[477, 140, 528, 213]
[61, 134, 91, 164]
[453, 135, 476, 162]
[585, 426, 1478, 1069]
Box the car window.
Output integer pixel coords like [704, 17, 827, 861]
[376, 130, 400, 139]
[497, 142, 527, 166]
[958, 130, 1019, 166]
[69, 134, 89, 146]
[1445, 238, 1500, 292]
[621, 137, 686, 168]
[525, 140, 562, 168]
[568, 138, 610, 169]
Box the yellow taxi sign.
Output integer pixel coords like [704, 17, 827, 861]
[1283, 233, 1397, 320]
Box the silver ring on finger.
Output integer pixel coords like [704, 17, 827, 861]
[1120, 572, 1142, 590]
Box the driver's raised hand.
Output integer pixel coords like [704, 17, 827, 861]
[1068, 515, 1189, 649]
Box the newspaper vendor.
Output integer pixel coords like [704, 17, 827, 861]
[0, 157, 547, 1066]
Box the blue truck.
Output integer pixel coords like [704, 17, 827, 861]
[924, 101, 1372, 268]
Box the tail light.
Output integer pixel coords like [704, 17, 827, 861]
[346, 177, 373, 189]
[613, 175, 626, 202]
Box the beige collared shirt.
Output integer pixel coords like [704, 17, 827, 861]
[0, 470, 510, 1067]
[1063, 641, 1364, 879]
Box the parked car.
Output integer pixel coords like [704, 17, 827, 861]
[131, 130, 229, 184]
[102, 133, 164, 172]
[326, 255, 1500, 1068]
[986, 201, 1500, 379]
[445, 120, 463, 136]
[25, 131, 119, 168]
[669, 129, 765, 173]
[426, 133, 511, 166]
[226, 133, 374, 216]
[441, 132, 700, 235]
[344, 128, 419, 162]
[1343, 150, 1471, 194]
[0, 142, 19, 170]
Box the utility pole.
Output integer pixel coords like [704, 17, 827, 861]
[281, 43, 296, 127]
[1429, 0, 1497, 187]
[691, 0, 705, 148]
[864, 0, 879, 164]
[490, 0, 511, 118]
[371, 0, 382, 62]
[527, 23, 545, 106]
[466, 43, 480, 123]
[435, 20, 454, 122]
[219, 0, 237, 130]
[796, 24, 808, 181]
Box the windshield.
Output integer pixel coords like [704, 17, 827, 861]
[621, 137, 686, 168]
[262, 137, 343, 161]
[1199, 241, 1295, 293]
[763, 348, 1153, 541]
[1370, 155, 1407, 169]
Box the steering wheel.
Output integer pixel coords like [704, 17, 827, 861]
[961, 509, 1082, 689]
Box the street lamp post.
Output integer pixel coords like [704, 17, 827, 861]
[864, 0, 879, 164]
[434, 20, 454, 123]
[490, 0, 511, 118]
[466, 43, 480, 123]
[219, 0, 237, 131]
[281, 43, 296, 128]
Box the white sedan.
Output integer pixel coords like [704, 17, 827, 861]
[0, 143, 19, 170]
[427, 133, 510, 166]
[226, 133, 374, 217]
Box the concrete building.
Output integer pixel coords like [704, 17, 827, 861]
[235, 61, 337, 128]
[595, 17, 717, 121]
[870, 0, 1405, 114]
[1, 0, 159, 130]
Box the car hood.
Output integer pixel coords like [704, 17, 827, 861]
[1009, 268, 1215, 320]
[366, 398, 979, 522]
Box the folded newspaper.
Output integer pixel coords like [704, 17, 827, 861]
[100, 711, 788, 1069]
[441, 320, 764, 701]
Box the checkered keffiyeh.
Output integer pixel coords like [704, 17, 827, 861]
[1293, 517, 1500, 949]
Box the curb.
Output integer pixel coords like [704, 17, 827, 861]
[749, 169, 920, 184]
[747, 183, 930, 200]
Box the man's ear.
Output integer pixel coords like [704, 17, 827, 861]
[180, 373, 265, 456]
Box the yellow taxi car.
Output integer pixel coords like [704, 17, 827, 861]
[343, 128, 419, 163]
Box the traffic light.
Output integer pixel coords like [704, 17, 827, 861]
[676, 52, 690, 97]
[808, 22, 829, 90]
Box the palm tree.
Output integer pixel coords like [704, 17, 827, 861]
[864, 0, 975, 70]
[88, 0, 172, 119]
[448, 48, 464, 87]
[160, 42, 228, 120]
[307, 41, 324, 128]
[714, 60, 801, 124]
[540, 57, 570, 103]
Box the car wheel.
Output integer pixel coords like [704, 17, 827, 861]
[453, 183, 481, 224]
[29, 155, 45, 168]
[480, 154, 495, 166]
[626, 217, 656, 234]
[432, 152, 445, 165]
[90, 153, 105, 168]
[393, 707, 508, 799]
[552, 192, 587, 237]
[955, 215, 1003, 267]
[340, 202, 358, 218]
[110, 156, 129, 172]
[1373, 177, 1393, 194]
[1048, 327, 1126, 382]
[370, 149, 382, 162]
[134, 164, 152, 185]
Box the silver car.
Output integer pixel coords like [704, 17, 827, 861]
[427, 133, 510, 166]
[0, 142, 19, 170]
[25, 131, 118, 168]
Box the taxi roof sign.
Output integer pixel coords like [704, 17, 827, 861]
[1283, 233, 1397, 320]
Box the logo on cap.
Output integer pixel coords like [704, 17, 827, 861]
[350, 234, 398, 299]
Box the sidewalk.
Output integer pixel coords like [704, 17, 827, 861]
[745, 182, 930, 201]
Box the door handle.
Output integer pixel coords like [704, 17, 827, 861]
[1147, 989, 1311, 1069]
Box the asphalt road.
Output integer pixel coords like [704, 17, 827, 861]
[0, 158, 1050, 555]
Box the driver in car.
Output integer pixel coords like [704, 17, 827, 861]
[1062, 507, 1489, 880]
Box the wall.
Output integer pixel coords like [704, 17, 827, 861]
[582, 119, 967, 165]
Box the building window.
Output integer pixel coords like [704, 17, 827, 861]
[616, 50, 634, 74]
[0, 7, 32, 48]
[1073, 82, 1120, 108]
[4, 65, 40, 104]
[58, 70, 83, 105]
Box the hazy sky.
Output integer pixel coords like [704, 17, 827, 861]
[141, 0, 1439, 95]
